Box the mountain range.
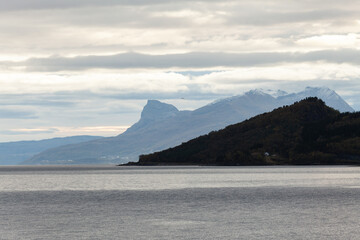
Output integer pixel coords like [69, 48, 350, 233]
[135, 98, 360, 166]
[22, 87, 354, 165]
[0, 136, 102, 165]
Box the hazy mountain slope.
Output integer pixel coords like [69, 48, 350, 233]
[136, 98, 360, 166]
[0, 136, 102, 165]
[26, 87, 354, 165]
[25, 92, 282, 165]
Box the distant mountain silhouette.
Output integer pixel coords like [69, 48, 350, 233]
[135, 98, 360, 166]
[0, 136, 102, 165]
[25, 87, 354, 165]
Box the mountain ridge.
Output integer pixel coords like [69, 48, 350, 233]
[135, 98, 360, 166]
[24, 87, 354, 165]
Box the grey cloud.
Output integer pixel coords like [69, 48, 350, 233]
[0, 0, 358, 59]
[227, 9, 357, 26]
[3, 1, 357, 30]
[100, 91, 227, 101]
[0, 0, 153, 11]
[0, 109, 37, 119]
[0, 93, 78, 108]
[11, 49, 360, 71]
[0, 0, 117, 11]
[0, 90, 227, 109]
[0, 0, 221, 11]
[50, 90, 225, 102]
[299, 49, 360, 64]
[0, 129, 58, 135]
[175, 71, 222, 76]
[0, 98, 75, 108]
[35, 6, 182, 29]
[223, 0, 360, 26]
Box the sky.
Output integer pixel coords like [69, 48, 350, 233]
[0, 0, 360, 142]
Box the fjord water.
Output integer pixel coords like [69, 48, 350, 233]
[0, 166, 359, 239]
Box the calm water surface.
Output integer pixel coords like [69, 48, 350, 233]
[0, 165, 359, 239]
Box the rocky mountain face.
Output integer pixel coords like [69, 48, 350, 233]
[24, 87, 354, 165]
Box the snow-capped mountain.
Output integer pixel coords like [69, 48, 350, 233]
[278, 87, 354, 112]
[262, 89, 289, 98]
[24, 87, 354, 165]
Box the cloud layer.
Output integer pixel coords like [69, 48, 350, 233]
[3, 49, 358, 71]
[0, 0, 359, 141]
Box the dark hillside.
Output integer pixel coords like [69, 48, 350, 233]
[135, 98, 360, 166]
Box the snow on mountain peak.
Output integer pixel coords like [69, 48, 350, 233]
[245, 89, 268, 96]
[262, 89, 289, 98]
[301, 86, 341, 100]
[205, 89, 272, 107]
[283, 87, 353, 112]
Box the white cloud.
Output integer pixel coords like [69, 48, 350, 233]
[0, 72, 190, 95]
[1, 0, 360, 142]
[297, 34, 360, 49]
[1, 62, 359, 97]
[2, 50, 359, 72]
[0, 0, 359, 57]
[199, 63, 360, 83]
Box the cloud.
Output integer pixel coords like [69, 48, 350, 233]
[0, 0, 146, 11]
[0, 126, 127, 135]
[0, 94, 75, 107]
[227, 8, 357, 26]
[0, 128, 58, 135]
[0, 0, 222, 11]
[1, 0, 360, 143]
[0, 109, 37, 119]
[4, 49, 358, 71]
[1, 62, 360, 97]
[1, 64, 359, 119]
[0, 1, 358, 58]
[296, 34, 360, 49]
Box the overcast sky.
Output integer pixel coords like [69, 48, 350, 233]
[1, 0, 360, 142]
